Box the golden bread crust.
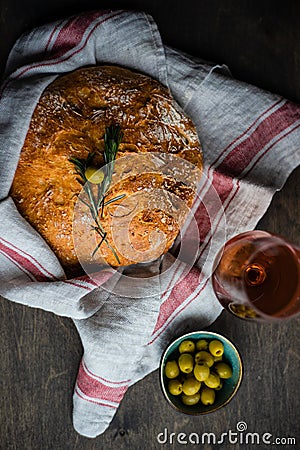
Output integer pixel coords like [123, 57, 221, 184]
[10, 66, 203, 275]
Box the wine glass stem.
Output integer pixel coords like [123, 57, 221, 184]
[245, 263, 266, 286]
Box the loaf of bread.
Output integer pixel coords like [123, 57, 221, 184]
[10, 66, 203, 276]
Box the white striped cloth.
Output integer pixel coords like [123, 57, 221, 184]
[0, 10, 299, 437]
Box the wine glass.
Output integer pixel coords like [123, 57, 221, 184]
[212, 230, 300, 321]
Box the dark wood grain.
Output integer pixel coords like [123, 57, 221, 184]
[0, 1, 299, 449]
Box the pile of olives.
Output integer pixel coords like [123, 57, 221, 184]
[164, 338, 232, 407]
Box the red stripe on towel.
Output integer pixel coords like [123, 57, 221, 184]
[48, 11, 106, 59]
[0, 237, 58, 279]
[157, 100, 285, 303]
[153, 267, 203, 332]
[217, 101, 299, 177]
[151, 100, 300, 339]
[0, 10, 123, 98]
[63, 280, 93, 291]
[0, 239, 53, 281]
[44, 19, 65, 52]
[0, 249, 35, 281]
[76, 361, 129, 403]
[74, 387, 117, 409]
[211, 98, 284, 167]
[82, 360, 131, 385]
[148, 279, 210, 345]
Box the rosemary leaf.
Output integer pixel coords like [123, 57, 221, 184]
[104, 194, 126, 206]
[70, 124, 124, 263]
[91, 233, 107, 258]
[78, 197, 91, 209]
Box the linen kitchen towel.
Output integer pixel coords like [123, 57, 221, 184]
[0, 10, 299, 437]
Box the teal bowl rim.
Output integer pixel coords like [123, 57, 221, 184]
[159, 331, 243, 415]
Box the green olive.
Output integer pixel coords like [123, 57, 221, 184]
[245, 307, 258, 318]
[85, 166, 104, 184]
[200, 387, 216, 405]
[208, 340, 224, 357]
[179, 340, 195, 354]
[196, 339, 208, 351]
[178, 353, 194, 373]
[182, 392, 201, 406]
[195, 351, 214, 367]
[215, 362, 233, 379]
[165, 339, 234, 408]
[204, 372, 220, 389]
[215, 379, 223, 391]
[193, 363, 210, 382]
[182, 377, 201, 395]
[168, 379, 183, 395]
[165, 360, 180, 379]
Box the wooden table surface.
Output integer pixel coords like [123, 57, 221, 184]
[0, 1, 299, 449]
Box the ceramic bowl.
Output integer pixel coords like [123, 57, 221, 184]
[160, 331, 243, 414]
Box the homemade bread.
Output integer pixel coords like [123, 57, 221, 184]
[10, 66, 203, 275]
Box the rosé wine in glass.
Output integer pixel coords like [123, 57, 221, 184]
[212, 230, 300, 321]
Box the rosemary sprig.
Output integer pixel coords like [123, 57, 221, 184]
[69, 125, 125, 263]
